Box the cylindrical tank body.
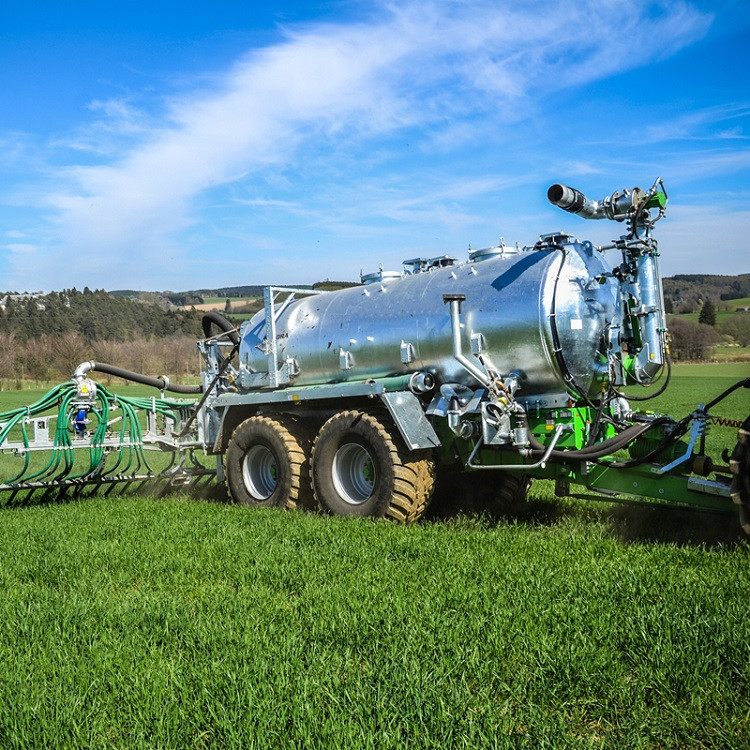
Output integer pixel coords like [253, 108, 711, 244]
[238, 239, 619, 405]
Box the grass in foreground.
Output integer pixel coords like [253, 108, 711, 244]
[0, 494, 748, 749]
[0, 364, 748, 748]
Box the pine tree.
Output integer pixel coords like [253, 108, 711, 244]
[698, 299, 716, 326]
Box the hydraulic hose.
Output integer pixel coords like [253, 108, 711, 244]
[589, 377, 749, 470]
[202, 312, 240, 345]
[76, 362, 202, 394]
[615, 354, 673, 403]
[705, 376, 750, 411]
[528, 419, 673, 462]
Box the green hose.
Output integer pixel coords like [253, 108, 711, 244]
[0, 382, 201, 490]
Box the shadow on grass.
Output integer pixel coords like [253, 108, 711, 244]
[424, 476, 747, 548]
[3, 471, 745, 549]
[0, 473, 227, 509]
[603, 502, 745, 548]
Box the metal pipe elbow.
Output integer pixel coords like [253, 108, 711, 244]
[73, 361, 96, 381]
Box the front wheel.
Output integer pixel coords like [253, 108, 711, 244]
[311, 410, 435, 522]
[225, 415, 313, 509]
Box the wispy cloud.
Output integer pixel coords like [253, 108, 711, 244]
[642, 103, 750, 143]
[2, 0, 716, 289]
[4, 243, 37, 255]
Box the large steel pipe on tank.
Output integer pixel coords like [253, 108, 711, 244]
[547, 183, 645, 223]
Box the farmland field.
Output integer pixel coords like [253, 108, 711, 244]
[0, 364, 749, 748]
[186, 298, 261, 312]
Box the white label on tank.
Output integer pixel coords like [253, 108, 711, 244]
[570, 319, 583, 330]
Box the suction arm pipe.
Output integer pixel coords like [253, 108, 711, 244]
[547, 183, 644, 222]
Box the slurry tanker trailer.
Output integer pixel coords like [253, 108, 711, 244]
[2, 178, 749, 530]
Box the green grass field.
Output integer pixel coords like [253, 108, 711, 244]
[197, 296, 261, 306]
[678, 310, 739, 325]
[721, 296, 750, 309]
[0, 365, 749, 748]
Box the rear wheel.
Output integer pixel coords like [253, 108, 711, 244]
[225, 415, 313, 509]
[730, 416, 750, 534]
[311, 410, 435, 522]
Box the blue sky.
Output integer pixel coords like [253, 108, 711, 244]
[1, 0, 749, 292]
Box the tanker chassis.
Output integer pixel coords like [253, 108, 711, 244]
[3, 178, 749, 531]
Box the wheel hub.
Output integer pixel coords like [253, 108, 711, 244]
[242, 444, 278, 500]
[331, 442, 376, 505]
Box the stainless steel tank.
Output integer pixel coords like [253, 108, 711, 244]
[238, 236, 620, 406]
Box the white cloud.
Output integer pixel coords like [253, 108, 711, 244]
[3, 0, 717, 290]
[642, 103, 750, 144]
[4, 243, 37, 255]
[664, 149, 750, 181]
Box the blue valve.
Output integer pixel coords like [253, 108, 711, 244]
[74, 409, 88, 433]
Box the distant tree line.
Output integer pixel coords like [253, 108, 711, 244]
[719, 277, 750, 301]
[663, 273, 750, 314]
[0, 289, 205, 384]
[184, 284, 312, 299]
[0, 331, 200, 385]
[0, 288, 202, 341]
[166, 293, 205, 306]
[668, 303, 750, 361]
[668, 317, 718, 360]
[109, 290, 205, 306]
[176, 280, 356, 298]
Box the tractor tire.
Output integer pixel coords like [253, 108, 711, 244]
[729, 415, 750, 534]
[225, 415, 314, 510]
[495, 472, 532, 505]
[310, 410, 435, 522]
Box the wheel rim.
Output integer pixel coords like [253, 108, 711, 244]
[242, 444, 278, 500]
[331, 442, 376, 505]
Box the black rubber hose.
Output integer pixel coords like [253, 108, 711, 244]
[528, 419, 673, 461]
[705, 376, 750, 411]
[86, 362, 202, 394]
[616, 353, 673, 402]
[202, 312, 240, 345]
[547, 247, 592, 406]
